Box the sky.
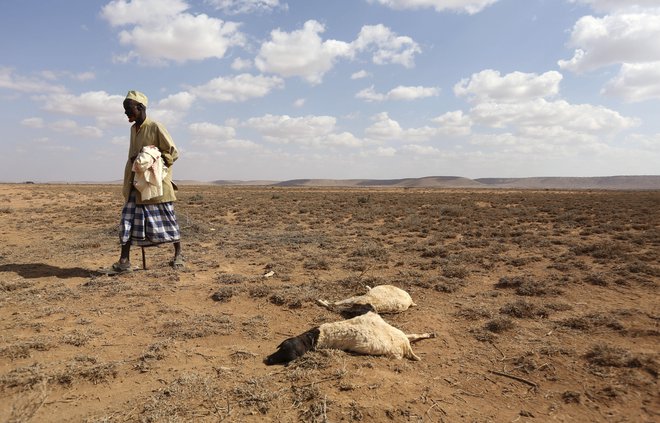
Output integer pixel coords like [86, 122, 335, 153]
[1, 0, 659, 182]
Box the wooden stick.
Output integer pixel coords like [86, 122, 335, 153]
[488, 370, 538, 390]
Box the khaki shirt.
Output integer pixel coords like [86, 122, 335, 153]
[122, 117, 178, 204]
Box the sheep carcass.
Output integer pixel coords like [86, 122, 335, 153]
[265, 311, 434, 365]
[317, 285, 416, 316]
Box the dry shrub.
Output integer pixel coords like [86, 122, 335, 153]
[139, 372, 224, 422]
[215, 273, 248, 284]
[485, 317, 514, 333]
[500, 299, 548, 319]
[515, 280, 561, 296]
[57, 357, 118, 386]
[159, 314, 233, 339]
[232, 377, 277, 415]
[211, 287, 235, 302]
[303, 257, 331, 270]
[0, 364, 46, 390]
[433, 276, 466, 293]
[0, 337, 53, 360]
[454, 307, 492, 320]
[0, 279, 34, 292]
[6, 380, 48, 423]
[135, 341, 171, 373]
[559, 313, 625, 332]
[495, 276, 526, 289]
[571, 242, 630, 260]
[585, 344, 658, 376]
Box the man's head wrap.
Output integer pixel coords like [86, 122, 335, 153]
[125, 90, 148, 107]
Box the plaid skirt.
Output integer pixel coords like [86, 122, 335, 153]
[119, 190, 181, 246]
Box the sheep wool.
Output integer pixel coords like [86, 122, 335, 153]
[317, 311, 423, 360]
[322, 285, 416, 314]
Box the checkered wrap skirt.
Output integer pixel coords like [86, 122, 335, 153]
[119, 190, 181, 246]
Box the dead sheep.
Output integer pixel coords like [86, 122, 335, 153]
[317, 284, 416, 316]
[264, 311, 435, 365]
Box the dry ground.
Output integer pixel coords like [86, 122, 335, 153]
[0, 184, 658, 423]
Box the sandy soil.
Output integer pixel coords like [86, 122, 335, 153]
[0, 184, 657, 422]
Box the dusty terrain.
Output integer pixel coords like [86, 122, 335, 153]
[0, 184, 657, 422]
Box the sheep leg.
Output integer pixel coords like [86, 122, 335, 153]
[316, 299, 332, 309]
[406, 332, 436, 343]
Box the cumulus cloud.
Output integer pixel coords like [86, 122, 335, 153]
[365, 112, 437, 142]
[558, 12, 660, 74]
[41, 91, 126, 126]
[205, 0, 286, 14]
[356, 84, 439, 101]
[101, 0, 189, 26]
[353, 24, 421, 68]
[190, 122, 236, 139]
[255, 21, 420, 83]
[150, 91, 196, 124]
[470, 98, 639, 134]
[351, 70, 370, 79]
[255, 20, 353, 84]
[21, 117, 44, 128]
[231, 57, 253, 70]
[240, 114, 363, 147]
[189, 73, 284, 102]
[366, 0, 499, 14]
[188, 121, 259, 149]
[102, 0, 245, 64]
[431, 110, 472, 136]
[568, 0, 660, 13]
[0, 67, 66, 93]
[454, 69, 562, 103]
[244, 113, 336, 143]
[602, 61, 660, 102]
[51, 119, 103, 138]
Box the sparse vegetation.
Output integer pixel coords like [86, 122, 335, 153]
[0, 184, 657, 422]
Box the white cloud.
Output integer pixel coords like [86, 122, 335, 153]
[150, 91, 196, 124]
[51, 119, 103, 138]
[189, 121, 236, 140]
[602, 61, 660, 102]
[364, 112, 437, 142]
[189, 73, 284, 102]
[41, 91, 126, 126]
[101, 0, 189, 26]
[569, 0, 660, 13]
[231, 57, 253, 70]
[558, 12, 660, 73]
[351, 70, 370, 79]
[402, 144, 443, 155]
[431, 110, 472, 136]
[0, 67, 66, 93]
[325, 132, 363, 147]
[102, 0, 245, 64]
[293, 98, 305, 107]
[21, 117, 44, 128]
[366, 0, 499, 15]
[625, 132, 660, 150]
[255, 21, 420, 83]
[255, 20, 353, 84]
[156, 91, 196, 110]
[470, 99, 639, 134]
[358, 84, 439, 101]
[374, 146, 397, 156]
[356, 86, 385, 102]
[205, 0, 286, 14]
[353, 24, 421, 68]
[455, 69, 562, 103]
[245, 113, 337, 143]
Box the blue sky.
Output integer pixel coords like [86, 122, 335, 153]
[1, 0, 659, 182]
